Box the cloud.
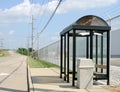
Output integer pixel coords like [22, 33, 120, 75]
[57, 0, 118, 13]
[0, 0, 118, 23]
[9, 30, 15, 35]
[5, 0, 31, 16]
[0, 0, 32, 23]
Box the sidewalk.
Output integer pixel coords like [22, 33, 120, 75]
[28, 68, 110, 92]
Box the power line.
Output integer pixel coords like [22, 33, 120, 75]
[38, 0, 62, 35]
[35, 0, 50, 31]
[29, 0, 50, 50]
[35, 0, 62, 54]
[106, 14, 120, 21]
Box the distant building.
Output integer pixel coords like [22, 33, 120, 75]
[111, 30, 120, 57]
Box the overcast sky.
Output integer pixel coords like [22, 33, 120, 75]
[0, 0, 120, 49]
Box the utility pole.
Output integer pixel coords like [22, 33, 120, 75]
[31, 15, 34, 56]
[27, 36, 30, 56]
[37, 33, 40, 59]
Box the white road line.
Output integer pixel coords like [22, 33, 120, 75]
[0, 73, 9, 76]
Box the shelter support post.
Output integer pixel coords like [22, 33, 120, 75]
[101, 33, 103, 73]
[60, 35, 63, 78]
[64, 34, 66, 81]
[72, 30, 76, 86]
[86, 36, 89, 58]
[90, 31, 93, 59]
[107, 31, 110, 85]
[95, 35, 98, 72]
[67, 32, 70, 82]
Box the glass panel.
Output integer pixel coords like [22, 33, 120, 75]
[97, 35, 102, 72]
[93, 35, 96, 64]
[69, 36, 73, 70]
[103, 32, 107, 74]
[76, 37, 86, 58]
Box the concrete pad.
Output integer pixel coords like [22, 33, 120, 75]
[29, 68, 111, 92]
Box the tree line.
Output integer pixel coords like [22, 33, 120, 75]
[17, 48, 34, 55]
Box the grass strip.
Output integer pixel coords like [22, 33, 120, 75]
[28, 56, 59, 68]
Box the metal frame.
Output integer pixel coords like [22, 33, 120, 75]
[101, 33, 103, 73]
[64, 34, 66, 81]
[67, 32, 70, 83]
[72, 30, 76, 86]
[60, 35, 63, 78]
[95, 35, 98, 72]
[60, 15, 111, 86]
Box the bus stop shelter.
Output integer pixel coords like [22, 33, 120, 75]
[60, 15, 111, 86]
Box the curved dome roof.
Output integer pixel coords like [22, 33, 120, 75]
[75, 15, 109, 27]
[60, 15, 111, 35]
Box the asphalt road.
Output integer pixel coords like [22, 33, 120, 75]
[0, 51, 28, 92]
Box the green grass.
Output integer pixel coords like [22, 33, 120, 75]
[0, 50, 9, 57]
[28, 56, 60, 68]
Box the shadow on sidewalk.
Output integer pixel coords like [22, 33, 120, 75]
[31, 75, 78, 92]
[32, 76, 64, 84]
